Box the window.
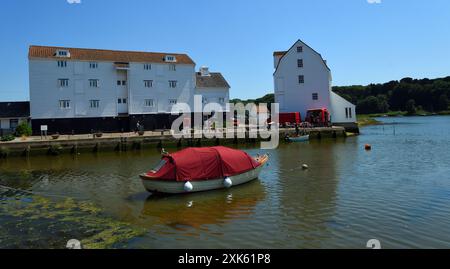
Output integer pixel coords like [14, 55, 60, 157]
[169, 64, 176, 71]
[219, 97, 225, 103]
[144, 80, 153, 88]
[118, 98, 127, 104]
[144, 64, 152, 70]
[89, 79, 99, 88]
[348, 107, 352, 118]
[56, 50, 70, 57]
[58, 79, 69, 87]
[169, 99, 177, 105]
[202, 97, 207, 104]
[9, 119, 19, 130]
[59, 100, 70, 109]
[89, 62, 98, 69]
[118, 98, 122, 104]
[297, 59, 303, 68]
[345, 108, 349, 118]
[169, 80, 177, 88]
[165, 55, 176, 62]
[298, 75, 304, 84]
[297, 46, 303, 53]
[117, 80, 127, 86]
[89, 100, 100, 108]
[57, 61, 67, 68]
[144, 99, 154, 107]
[312, 93, 318, 100]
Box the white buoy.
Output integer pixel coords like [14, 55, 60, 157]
[224, 177, 233, 188]
[66, 239, 82, 249]
[302, 164, 309, 170]
[184, 181, 193, 192]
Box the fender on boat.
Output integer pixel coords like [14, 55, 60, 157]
[184, 181, 193, 192]
[224, 177, 233, 188]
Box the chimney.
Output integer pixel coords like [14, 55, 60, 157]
[200, 66, 210, 76]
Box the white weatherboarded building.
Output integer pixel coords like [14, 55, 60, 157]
[28, 46, 229, 134]
[273, 40, 357, 130]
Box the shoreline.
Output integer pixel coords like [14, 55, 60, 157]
[358, 111, 450, 127]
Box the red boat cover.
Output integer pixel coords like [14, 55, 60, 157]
[147, 146, 260, 182]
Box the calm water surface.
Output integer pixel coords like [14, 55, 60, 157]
[1, 116, 450, 248]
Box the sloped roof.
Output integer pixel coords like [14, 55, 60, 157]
[273, 39, 331, 74]
[273, 51, 287, 56]
[196, 72, 230, 88]
[0, 101, 30, 118]
[29, 45, 196, 65]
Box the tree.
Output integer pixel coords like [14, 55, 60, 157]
[14, 122, 32, 137]
[437, 94, 449, 111]
[405, 99, 417, 115]
[356, 95, 389, 114]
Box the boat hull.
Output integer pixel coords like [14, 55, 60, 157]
[140, 160, 266, 194]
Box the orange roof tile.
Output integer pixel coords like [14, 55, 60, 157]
[29, 45, 195, 65]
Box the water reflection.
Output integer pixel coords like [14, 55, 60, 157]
[127, 180, 266, 232]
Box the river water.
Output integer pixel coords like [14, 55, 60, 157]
[1, 116, 450, 248]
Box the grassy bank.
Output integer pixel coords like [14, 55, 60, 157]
[357, 110, 450, 127]
[357, 114, 382, 127]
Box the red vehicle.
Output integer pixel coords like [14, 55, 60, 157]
[305, 108, 331, 127]
[279, 112, 301, 127]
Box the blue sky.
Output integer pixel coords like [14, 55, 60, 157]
[1, 0, 450, 101]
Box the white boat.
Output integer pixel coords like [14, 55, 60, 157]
[287, 134, 309, 142]
[140, 146, 268, 194]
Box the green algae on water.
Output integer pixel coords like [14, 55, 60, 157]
[0, 194, 146, 249]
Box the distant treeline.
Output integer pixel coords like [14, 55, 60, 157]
[230, 94, 275, 108]
[231, 76, 450, 115]
[333, 76, 450, 114]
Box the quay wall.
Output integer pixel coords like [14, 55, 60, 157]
[0, 127, 349, 158]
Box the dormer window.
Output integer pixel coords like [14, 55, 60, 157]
[56, 50, 70, 58]
[164, 55, 176, 62]
[89, 62, 98, 69]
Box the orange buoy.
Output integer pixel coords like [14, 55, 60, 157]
[365, 144, 372, 151]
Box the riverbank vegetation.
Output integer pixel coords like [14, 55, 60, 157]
[333, 76, 450, 115]
[356, 114, 382, 127]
